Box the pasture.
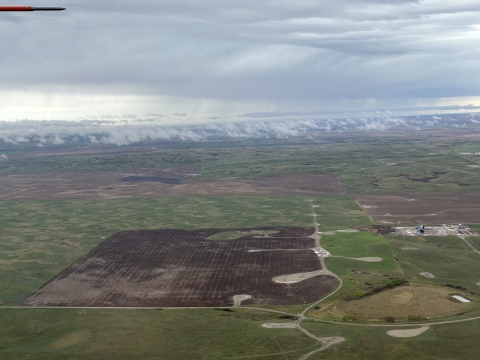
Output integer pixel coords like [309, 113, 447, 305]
[0, 308, 318, 360]
[309, 231, 480, 322]
[302, 318, 480, 359]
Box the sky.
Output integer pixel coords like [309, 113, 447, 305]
[1, 0, 480, 123]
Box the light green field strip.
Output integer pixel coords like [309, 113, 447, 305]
[0, 308, 319, 360]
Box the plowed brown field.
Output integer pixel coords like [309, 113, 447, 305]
[354, 193, 480, 224]
[19, 227, 338, 307]
[0, 169, 347, 201]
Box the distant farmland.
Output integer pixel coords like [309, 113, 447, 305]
[0, 170, 348, 201]
[355, 193, 480, 224]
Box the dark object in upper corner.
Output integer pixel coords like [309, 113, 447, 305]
[0, 6, 65, 11]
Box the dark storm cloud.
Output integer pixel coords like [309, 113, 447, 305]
[1, 0, 480, 103]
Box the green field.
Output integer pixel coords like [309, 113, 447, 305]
[322, 231, 397, 260]
[388, 234, 480, 293]
[0, 308, 319, 360]
[315, 231, 401, 308]
[307, 231, 480, 323]
[325, 232, 397, 287]
[3, 307, 479, 359]
[302, 319, 480, 359]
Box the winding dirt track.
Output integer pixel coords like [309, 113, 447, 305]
[260, 200, 345, 359]
[296, 201, 345, 358]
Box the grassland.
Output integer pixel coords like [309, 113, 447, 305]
[3, 139, 480, 194]
[322, 232, 397, 260]
[307, 231, 480, 323]
[302, 319, 480, 359]
[3, 306, 480, 359]
[388, 234, 480, 294]
[0, 308, 319, 360]
[319, 233, 399, 305]
[307, 231, 403, 321]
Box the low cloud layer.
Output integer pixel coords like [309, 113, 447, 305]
[1, 113, 479, 147]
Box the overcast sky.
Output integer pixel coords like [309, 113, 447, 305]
[1, 0, 480, 122]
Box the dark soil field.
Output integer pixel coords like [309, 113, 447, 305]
[355, 192, 480, 224]
[19, 227, 337, 307]
[0, 169, 347, 201]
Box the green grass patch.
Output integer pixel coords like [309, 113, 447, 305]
[388, 234, 480, 291]
[320, 256, 402, 307]
[321, 231, 396, 261]
[302, 319, 480, 359]
[343, 278, 408, 301]
[0, 308, 318, 360]
[308, 232, 401, 312]
[313, 197, 371, 231]
[341, 314, 359, 321]
[455, 143, 480, 153]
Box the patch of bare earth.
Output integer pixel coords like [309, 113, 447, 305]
[341, 257, 383, 262]
[420, 272, 435, 278]
[0, 170, 347, 201]
[358, 226, 396, 235]
[272, 270, 326, 284]
[354, 193, 480, 224]
[387, 327, 430, 338]
[19, 227, 338, 307]
[311, 285, 473, 321]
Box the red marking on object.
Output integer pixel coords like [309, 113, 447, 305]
[0, 6, 32, 11]
[0, 6, 65, 11]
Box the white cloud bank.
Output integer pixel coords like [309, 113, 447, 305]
[1, 113, 479, 146]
